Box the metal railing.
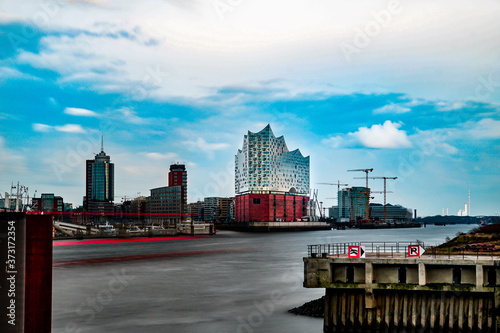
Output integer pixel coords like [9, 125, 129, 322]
[307, 242, 423, 258]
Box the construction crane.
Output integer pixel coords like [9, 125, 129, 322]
[348, 169, 373, 220]
[317, 181, 349, 193]
[347, 169, 373, 188]
[348, 188, 374, 223]
[368, 176, 397, 221]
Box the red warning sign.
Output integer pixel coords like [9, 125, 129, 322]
[348, 246, 366, 258]
[408, 245, 425, 257]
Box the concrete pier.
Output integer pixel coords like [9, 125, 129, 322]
[304, 250, 500, 332]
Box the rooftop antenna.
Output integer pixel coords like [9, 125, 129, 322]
[101, 135, 104, 152]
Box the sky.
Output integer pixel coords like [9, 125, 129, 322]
[0, 0, 499, 217]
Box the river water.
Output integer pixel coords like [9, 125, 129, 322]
[52, 224, 474, 333]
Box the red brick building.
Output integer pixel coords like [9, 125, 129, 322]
[235, 193, 309, 222]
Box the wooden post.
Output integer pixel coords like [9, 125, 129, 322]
[402, 294, 408, 328]
[478, 298, 483, 331]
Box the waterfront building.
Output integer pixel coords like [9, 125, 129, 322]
[131, 196, 147, 214]
[31, 193, 64, 213]
[328, 206, 339, 219]
[369, 203, 413, 222]
[203, 197, 234, 223]
[188, 201, 204, 222]
[169, 163, 188, 215]
[84, 142, 114, 214]
[338, 187, 370, 221]
[234, 124, 310, 222]
[146, 163, 188, 225]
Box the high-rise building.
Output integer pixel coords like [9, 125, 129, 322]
[234, 125, 310, 222]
[169, 164, 187, 215]
[84, 141, 114, 214]
[146, 163, 188, 225]
[338, 187, 370, 221]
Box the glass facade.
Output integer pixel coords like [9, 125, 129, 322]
[235, 124, 310, 194]
[88, 150, 114, 207]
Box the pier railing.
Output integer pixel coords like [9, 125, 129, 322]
[307, 242, 423, 258]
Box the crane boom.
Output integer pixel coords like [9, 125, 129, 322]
[366, 176, 397, 221]
[348, 169, 373, 219]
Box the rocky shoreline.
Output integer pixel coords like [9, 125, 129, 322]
[288, 296, 324, 318]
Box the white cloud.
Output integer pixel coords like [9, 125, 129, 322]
[439, 143, 459, 155]
[117, 108, 149, 125]
[54, 124, 86, 133]
[33, 123, 52, 132]
[373, 103, 411, 115]
[7, 0, 500, 103]
[182, 137, 230, 158]
[465, 118, 500, 139]
[32, 123, 86, 133]
[437, 102, 466, 112]
[0, 67, 39, 82]
[143, 152, 179, 160]
[350, 121, 412, 149]
[321, 135, 348, 149]
[323, 121, 413, 149]
[64, 107, 99, 117]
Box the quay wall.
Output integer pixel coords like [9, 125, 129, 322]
[304, 256, 500, 332]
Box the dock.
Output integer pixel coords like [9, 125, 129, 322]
[304, 242, 500, 332]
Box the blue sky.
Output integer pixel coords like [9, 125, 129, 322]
[0, 0, 499, 216]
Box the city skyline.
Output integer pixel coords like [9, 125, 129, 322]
[0, 1, 499, 216]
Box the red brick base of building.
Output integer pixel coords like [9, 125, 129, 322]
[235, 193, 309, 222]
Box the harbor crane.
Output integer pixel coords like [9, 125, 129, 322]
[368, 176, 397, 221]
[348, 169, 373, 220]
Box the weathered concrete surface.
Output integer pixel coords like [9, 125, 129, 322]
[304, 256, 500, 332]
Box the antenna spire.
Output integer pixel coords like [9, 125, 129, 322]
[101, 135, 104, 152]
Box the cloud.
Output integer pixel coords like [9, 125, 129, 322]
[33, 123, 52, 132]
[437, 102, 466, 112]
[440, 143, 459, 155]
[0, 67, 39, 82]
[117, 108, 149, 125]
[321, 135, 347, 149]
[350, 121, 412, 148]
[64, 107, 99, 117]
[182, 137, 230, 158]
[142, 152, 179, 160]
[322, 121, 413, 149]
[464, 118, 500, 139]
[32, 123, 86, 133]
[373, 103, 411, 115]
[55, 124, 86, 133]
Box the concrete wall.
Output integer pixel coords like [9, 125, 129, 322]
[305, 257, 500, 333]
[426, 266, 453, 284]
[462, 266, 476, 284]
[407, 266, 419, 284]
[373, 265, 399, 284]
[331, 264, 365, 284]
